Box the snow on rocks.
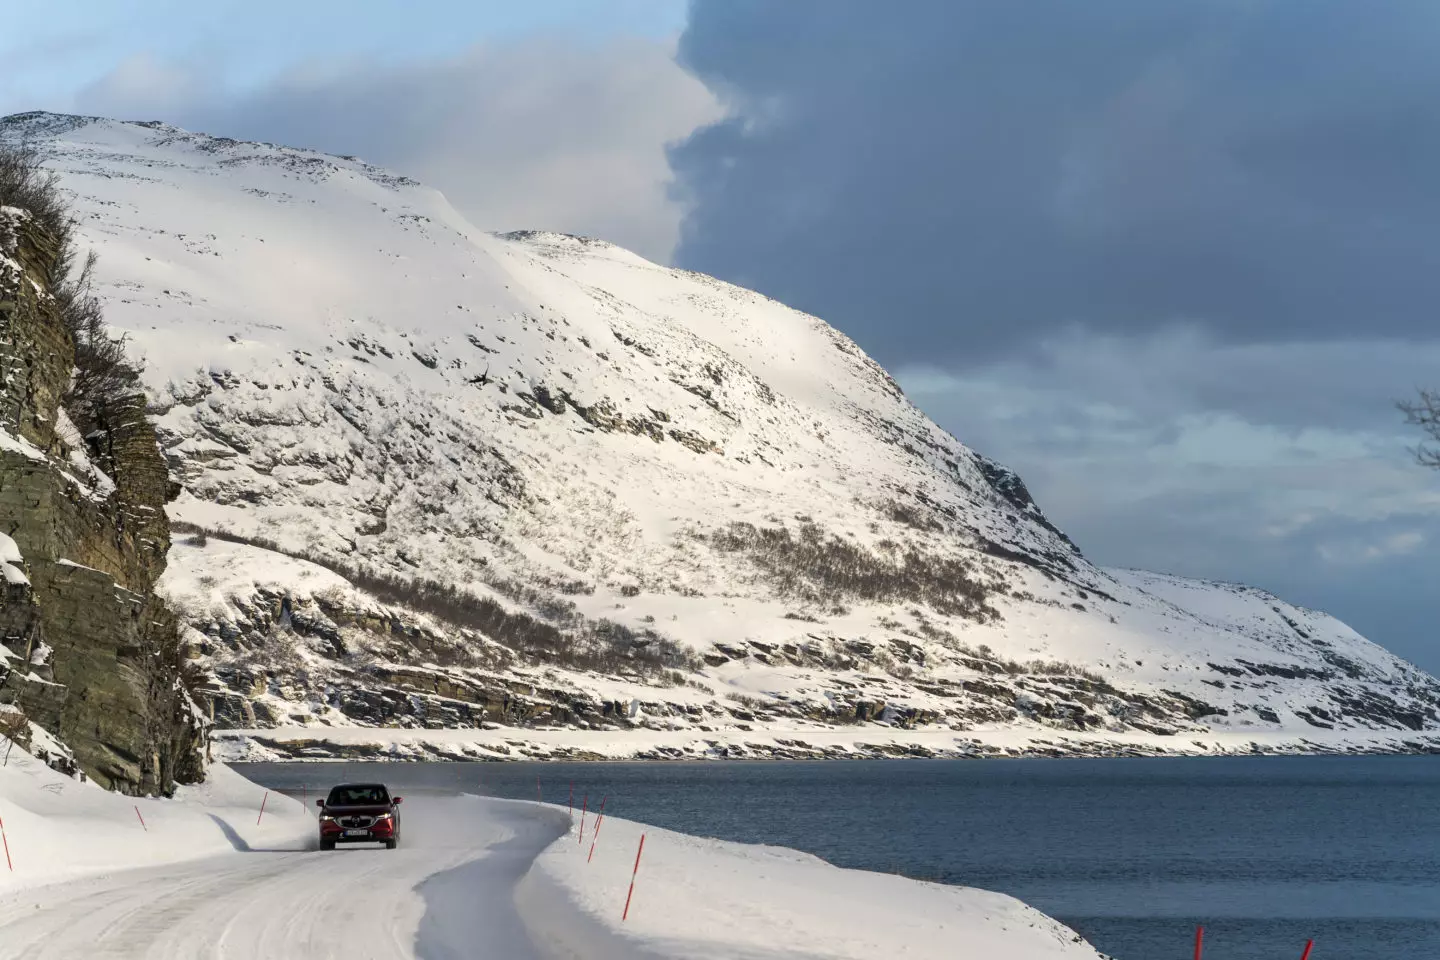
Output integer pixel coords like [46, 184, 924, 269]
[0, 428, 45, 464]
[5, 110, 1439, 754]
[211, 721, 1440, 766]
[0, 532, 26, 588]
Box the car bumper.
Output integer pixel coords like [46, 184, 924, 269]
[321, 823, 396, 843]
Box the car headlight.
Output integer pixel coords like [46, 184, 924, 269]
[319, 814, 335, 822]
[374, 812, 393, 821]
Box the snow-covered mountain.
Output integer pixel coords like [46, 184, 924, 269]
[6, 110, 1438, 760]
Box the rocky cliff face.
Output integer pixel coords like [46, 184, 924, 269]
[0, 206, 201, 794]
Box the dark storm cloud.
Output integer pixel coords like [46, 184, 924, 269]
[670, 0, 1440, 366]
[670, 0, 1440, 670]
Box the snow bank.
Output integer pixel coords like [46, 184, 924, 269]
[0, 751, 312, 889]
[0, 749, 1102, 959]
[516, 802, 1103, 960]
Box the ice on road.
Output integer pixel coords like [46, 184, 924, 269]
[0, 796, 565, 960]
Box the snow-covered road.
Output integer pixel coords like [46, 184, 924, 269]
[0, 756, 1104, 959]
[0, 797, 565, 960]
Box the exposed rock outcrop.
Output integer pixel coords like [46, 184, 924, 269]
[0, 206, 201, 794]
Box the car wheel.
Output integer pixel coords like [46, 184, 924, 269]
[320, 838, 335, 851]
[385, 839, 398, 850]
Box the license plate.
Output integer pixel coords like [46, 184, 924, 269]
[344, 829, 368, 837]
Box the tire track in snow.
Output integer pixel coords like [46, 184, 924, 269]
[0, 798, 568, 959]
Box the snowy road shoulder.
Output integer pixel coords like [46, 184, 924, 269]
[0, 756, 1102, 958]
[526, 802, 1102, 960]
[0, 751, 314, 889]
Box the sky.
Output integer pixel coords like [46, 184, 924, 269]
[5, 1, 1438, 670]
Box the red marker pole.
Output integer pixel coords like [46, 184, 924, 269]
[587, 796, 607, 863]
[1299, 941, 1314, 960]
[0, 814, 11, 872]
[579, 794, 588, 844]
[622, 833, 646, 921]
[134, 805, 147, 832]
[1194, 926, 1204, 960]
[256, 791, 269, 826]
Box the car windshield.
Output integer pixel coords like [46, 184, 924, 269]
[326, 785, 389, 806]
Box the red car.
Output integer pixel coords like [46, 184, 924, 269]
[317, 783, 403, 850]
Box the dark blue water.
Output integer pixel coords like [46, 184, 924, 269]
[244, 755, 1440, 959]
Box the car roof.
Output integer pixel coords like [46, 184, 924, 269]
[330, 782, 389, 790]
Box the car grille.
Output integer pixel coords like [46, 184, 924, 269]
[338, 815, 376, 829]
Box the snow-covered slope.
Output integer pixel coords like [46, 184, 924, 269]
[5, 110, 1437, 759]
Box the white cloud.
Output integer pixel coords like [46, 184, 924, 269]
[76, 52, 211, 118]
[1319, 531, 1426, 565]
[77, 36, 723, 262]
[897, 328, 1440, 578]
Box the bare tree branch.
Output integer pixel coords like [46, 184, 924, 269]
[1399, 388, 1440, 469]
[0, 140, 76, 288]
[1, 140, 144, 437]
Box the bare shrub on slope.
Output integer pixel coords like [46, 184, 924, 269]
[0, 706, 31, 754]
[171, 522, 701, 682]
[709, 521, 1003, 621]
[0, 140, 143, 436]
[0, 142, 72, 271]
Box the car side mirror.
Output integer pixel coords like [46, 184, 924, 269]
[315, 799, 325, 807]
[392, 797, 403, 804]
